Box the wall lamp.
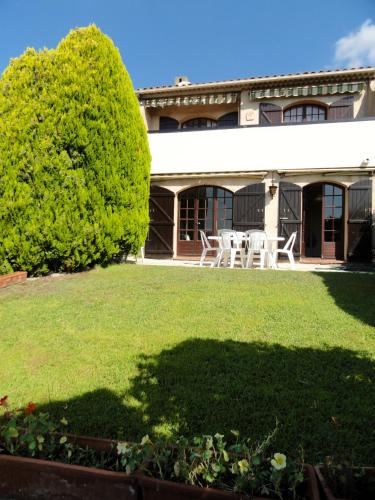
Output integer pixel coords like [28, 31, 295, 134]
[269, 171, 278, 198]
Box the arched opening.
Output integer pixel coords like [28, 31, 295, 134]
[302, 182, 345, 260]
[284, 103, 327, 123]
[178, 186, 233, 255]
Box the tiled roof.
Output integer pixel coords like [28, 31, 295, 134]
[136, 67, 375, 95]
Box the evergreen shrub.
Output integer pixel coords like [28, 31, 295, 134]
[0, 25, 150, 275]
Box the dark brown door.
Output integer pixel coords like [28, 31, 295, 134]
[145, 186, 174, 257]
[278, 182, 302, 254]
[303, 183, 344, 260]
[178, 186, 233, 256]
[348, 179, 372, 262]
[233, 183, 265, 232]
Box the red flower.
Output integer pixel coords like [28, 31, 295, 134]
[0, 395, 8, 407]
[24, 402, 37, 415]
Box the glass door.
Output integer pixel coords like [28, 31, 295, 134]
[322, 184, 344, 259]
[178, 186, 233, 256]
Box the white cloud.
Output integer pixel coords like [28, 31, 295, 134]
[334, 19, 375, 67]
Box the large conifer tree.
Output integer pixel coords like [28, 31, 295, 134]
[0, 26, 150, 275]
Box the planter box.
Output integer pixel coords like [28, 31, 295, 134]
[139, 464, 320, 500]
[0, 271, 27, 289]
[0, 435, 137, 500]
[315, 465, 375, 500]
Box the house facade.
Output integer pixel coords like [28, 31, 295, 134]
[137, 68, 375, 262]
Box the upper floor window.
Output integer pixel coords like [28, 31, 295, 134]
[283, 104, 327, 123]
[159, 116, 179, 131]
[182, 118, 217, 129]
[217, 112, 238, 127]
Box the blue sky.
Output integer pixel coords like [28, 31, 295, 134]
[1, 0, 375, 89]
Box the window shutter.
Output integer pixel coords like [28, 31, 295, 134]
[233, 183, 265, 231]
[328, 96, 354, 121]
[217, 112, 238, 127]
[278, 182, 302, 255]
[259, 103, 282, 125]
[159, 116, 179, 131]
[347, 179, 372, 261]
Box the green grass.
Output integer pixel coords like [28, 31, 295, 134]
[1, 265, 374, 464]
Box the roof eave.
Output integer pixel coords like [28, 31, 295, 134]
[137, 67, 375, 98]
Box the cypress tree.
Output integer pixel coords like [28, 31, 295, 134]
[0, 25, 150, 275]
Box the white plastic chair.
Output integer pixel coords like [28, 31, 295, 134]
[273, 232, 297, 269]
[216, 230, 245, 268]
[199, 230, 219, 267]
[245, 230, 270, 269]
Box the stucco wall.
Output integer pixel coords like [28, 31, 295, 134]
[148, 119, 375, 175]
[152, 172, 372, 258]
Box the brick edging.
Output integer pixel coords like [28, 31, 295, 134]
[0, 271, 27, 289]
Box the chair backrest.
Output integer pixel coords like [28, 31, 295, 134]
[248, 230, 267, 251]
[283, 231, 297, 252]
[199, 230, 211, 250]
[219, 230, 232, 250]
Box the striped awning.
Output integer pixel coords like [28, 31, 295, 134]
[140, 92, 238, 108]
[250, 82, 365, 100]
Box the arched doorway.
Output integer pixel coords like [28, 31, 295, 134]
[302, 183, 345, 260]
[178, 186, 233, 256]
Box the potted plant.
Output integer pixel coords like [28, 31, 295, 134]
[0, 396, 137, 499]
[1, 396, 319, 499]
[117, 427, 320, 499]
[315, 460, 375, 500]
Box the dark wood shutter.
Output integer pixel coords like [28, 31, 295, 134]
[259, 103, 282, 125]
[159, 116, 179, 131]
[278, 182, 302, 255]
[145, 186, 174, 257]
[348, 179, 372, 262]
[233, 183, 265, 231]
[328, 96, 354, 121]
[217, 112, 238, 127]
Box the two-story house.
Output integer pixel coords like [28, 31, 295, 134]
[137, 67, 375, 263]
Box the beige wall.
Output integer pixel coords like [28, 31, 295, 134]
[140, 83, 374, 130]
[152, 172, 372, 259]
[239, 90, 369, 125]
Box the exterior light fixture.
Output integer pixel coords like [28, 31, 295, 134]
[269, 171, 278, 198]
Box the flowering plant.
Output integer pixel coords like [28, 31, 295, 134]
[116, 425, 305, 499]
[0, 395, 68, 459]
[1, 397, 306, 498]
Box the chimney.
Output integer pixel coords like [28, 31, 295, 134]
[174, 76, 191, 87]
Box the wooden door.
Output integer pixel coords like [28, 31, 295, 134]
[348, 179, 372, 261]
[233, 183, 265, 232]
[278, 182, 302, 254]
[322, 184, 344, 260]
[145, 186, 174, 257]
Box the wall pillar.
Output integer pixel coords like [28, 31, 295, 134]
[372, 174, 375, 262]
[173, 192, 178, 258]
[264, 172, 279, 237]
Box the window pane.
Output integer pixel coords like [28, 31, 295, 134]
[324, 231, 334, 242]
[334, 207, 342, 218]
[325, 219, 333, 231]
[324, 184, 333, 195]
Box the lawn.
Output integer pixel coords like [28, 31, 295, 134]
[0, 264, 374, 465]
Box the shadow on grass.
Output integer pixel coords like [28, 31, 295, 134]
[315, 271, 375, 327]
[39, 339, 375, 465]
